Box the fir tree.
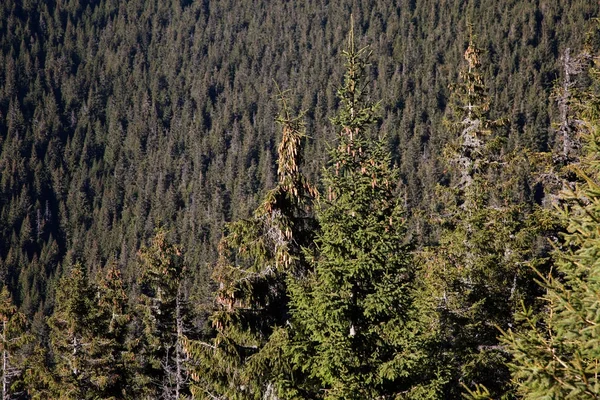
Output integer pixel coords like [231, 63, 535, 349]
[46, 263, 94, 398]
[22, 345, 58, 400]
[502, 48, 600, 399]
[284, 23, 441, 399]
[43, 263, 110, 399]
[0, 287, 31, 400]
[26, 263, 134, 399]
[135, 230, 191, 399]
[184, 91, 317, 400]
[93, 262, 134, 399]
[422, 36, 548, 398]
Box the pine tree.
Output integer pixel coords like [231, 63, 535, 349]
[284, 23, 441, 399]
[502, 44, 600, 399]
[184, 90, 317, 400]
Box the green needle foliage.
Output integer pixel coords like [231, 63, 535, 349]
[0, 3, 595, 398]
[135, 230, 191, 399]
[285, 22, 442, 399]
[41, 263, 126, 399]
[45, 263, 96, 398]
[184, 91, 317, 400]
[503, 54, 600, 399]
[0, 287, 31, 400]
[94, 262, 135, 399]
[422, 36, 552, 398]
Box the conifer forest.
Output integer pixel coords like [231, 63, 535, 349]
[2, 0, 600, 398]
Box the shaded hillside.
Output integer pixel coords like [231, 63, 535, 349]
[0, 0, 596, 315]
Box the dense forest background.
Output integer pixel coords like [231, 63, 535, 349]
[1, 0, 599, 398]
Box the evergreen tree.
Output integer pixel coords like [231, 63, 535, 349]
[184, 90, 317, 400]
[284, 24, 441, 399]
[0, 287, 31, 400]
[502, 48, 600, 399]
[422, 37, 548, 398]
[26, 263, 133, 399]
[45, 263, 95, 398]
[553, 47, 589, 164]
[93, 262, 134, 399]
[22, 345, 58, 400]
[135, 230, 191, 399]
[43, 263, 113, 399]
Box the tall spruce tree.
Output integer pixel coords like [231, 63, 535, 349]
[93, 262, 134, 399]
[42, 262, 124, 399]
[0, 287, 30, 400]
[283, 24, 441, 399]
[134, 230, 191, 399]
[502, 46, 600, 399]
[422, 37, 549, 398]
[22, 345, 56, 400]
[26, 263, 138, 399]
[45, 263, 95, 398]
[184, 92, 317, 399]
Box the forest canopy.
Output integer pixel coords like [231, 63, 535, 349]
[0, 0, 599, 398]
